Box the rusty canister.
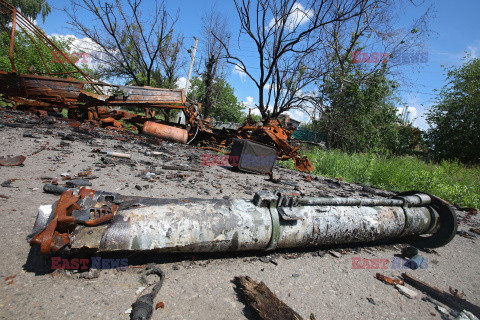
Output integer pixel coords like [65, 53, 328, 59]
[142, 121, 188, 143]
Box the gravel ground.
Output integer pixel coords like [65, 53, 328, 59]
[0, 110, 478, 320]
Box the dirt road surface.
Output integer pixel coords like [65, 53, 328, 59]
[0, 110, 478, 320]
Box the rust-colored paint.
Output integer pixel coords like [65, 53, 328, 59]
[142, 121, 188, 144]
[0, 155, 26, 166]
[30, 189, 118, 254]
[376, 273, 405, 286]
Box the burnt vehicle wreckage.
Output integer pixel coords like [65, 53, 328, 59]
[0, 0, 313, 173]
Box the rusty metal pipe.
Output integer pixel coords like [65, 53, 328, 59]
[142, 121, 188, 144]
[29, 190, 457, 254]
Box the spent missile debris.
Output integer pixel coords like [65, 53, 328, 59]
[28, 188, 457, 255]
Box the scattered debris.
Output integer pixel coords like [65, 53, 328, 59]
[78, 269, 100, 280]
[457, 230, 477, 239]
[455, 310, 480, 320]
[376, 273, 405, 286]
[470, 228, 480, 236]
[450, 287, 467, 299]
[329, 251, 342, 258]
[402, 273, 480, 318]
[22, 132, 37, 138]
[106, 151, 132, 159]
[229, 139, 277, 174]
[162, 164, 198, 172]
[1, 179, 16, 188]
[77, 170, 92, 177]
[131, 267, 165, 320]
[405, 255, 425, 270]
[43, 184, 69, 195]
[0, 155, 26, 166]
[453, 204, 478, 215]
[436, 305, 450, 316]
[66, 179, 93, 187]
[401, 246, 419, 258]
[143, 121, 188, 144]
[395, 284, 418, 299]
[233, 275, 307, 320]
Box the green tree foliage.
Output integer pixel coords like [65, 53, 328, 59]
[426, 56, 480, 164]
[189, 77, 245, 123]
[318, 67, 400, 153]
[2, 0, 50, 23]
[0, 31, 89, 80]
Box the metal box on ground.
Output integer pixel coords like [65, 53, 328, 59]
[228, 139, 277, 174]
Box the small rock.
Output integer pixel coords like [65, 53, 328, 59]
[135, 286, 146, 295]
[366, 297, 376, 305]
[436, 305, 449, 316]
[402, 246, 419, 258]
[329, 251, 342, 258]
[78, 269, 100, 279]
[135, 185, 142, 191]
[292, 273, 300, 278]
[395, 284, 418, 299]
[455, 310, 479, 320]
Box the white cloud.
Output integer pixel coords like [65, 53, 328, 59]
[49, 34, 107, 68]
[242, 96, 255, 108]
[396, 106, 417, 123]
[268, 2, 314, 31]
[232, 64, 246, 81]
[285, 109, 309, 123]
[467, 41, 480, 59]
[175, 77, 189, 90]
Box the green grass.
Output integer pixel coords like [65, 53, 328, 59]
[283, 148, 480, 209]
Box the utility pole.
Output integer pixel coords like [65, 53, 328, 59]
[185, 37, 198, 95]
[402, 105, 408, 124]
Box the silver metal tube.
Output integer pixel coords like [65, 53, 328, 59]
[30, 190, 455, 254]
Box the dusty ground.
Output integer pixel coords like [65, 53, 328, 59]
[0, 109, 478, 320]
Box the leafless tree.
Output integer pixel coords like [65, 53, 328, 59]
[218, 0, 432, 121]
[216, 0, 372, 120]
[65, 0, 179, 87]
[198, 6, 230, 118]
[310, 0, 433, 120]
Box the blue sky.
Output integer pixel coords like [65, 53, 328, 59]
[36, 0, 480, 130]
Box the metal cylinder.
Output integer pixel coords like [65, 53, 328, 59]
[71, 197, 434, 252]
[142, 121, 188, 144]
[30, 190, 457, 254]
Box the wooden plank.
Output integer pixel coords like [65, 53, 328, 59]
[233, 276, 305, 320]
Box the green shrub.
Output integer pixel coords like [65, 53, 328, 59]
[283, 149, 480, 208]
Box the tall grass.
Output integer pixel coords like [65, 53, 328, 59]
[285, 148, 480, 209]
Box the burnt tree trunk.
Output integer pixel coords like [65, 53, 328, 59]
[202, 54, 216, 119]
